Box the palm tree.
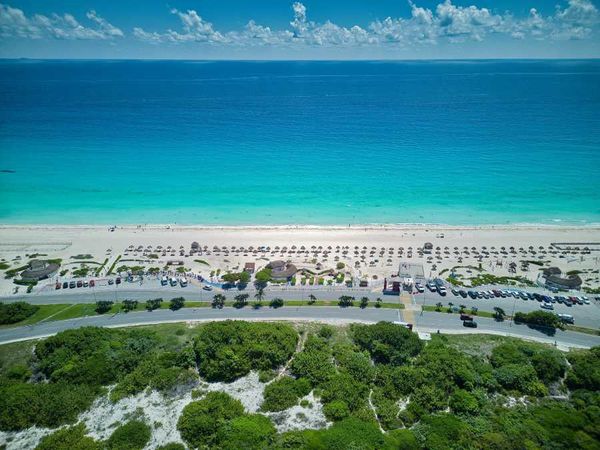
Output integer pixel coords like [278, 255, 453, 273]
[338, 295, 354, 307]
[375, 298, 382, 308]
[360, 297, 369, 309]
[435, 302, 443, 312]
[233, 293, 249, 309]
[212, 294, 226, 309]
[459, 304, 466, 313]
[308, 294, 317, 305]
[493, 306, 506, 321]
[470, 306, 478, 315]
[254, 288, 265, 302]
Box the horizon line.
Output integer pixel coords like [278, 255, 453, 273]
[1, 57, 600, 63]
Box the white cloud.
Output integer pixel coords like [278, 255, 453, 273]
[134, 8, 226, 44]
[0, 3, 122, 40]
[2, 0, 599, 49]
[552, 0, 600, 39]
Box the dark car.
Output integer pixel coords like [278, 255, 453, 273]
[463, 320, 478, 328]
[468, 291, 477, 299]
[55, 282, 61, 290]
[459, 290, 467, 298]
[76, 280, 83, 288]
[116, 277, 121, 284]
[62, 281, 68, 289]
[69, 281, 76, 289]
[108, 279, 114, 285]
[460, 314, 473, 321]
[451, 289, 459, 296]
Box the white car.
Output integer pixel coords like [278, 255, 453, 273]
[541, 301, 554, 310]
[415, 283, 424, 293]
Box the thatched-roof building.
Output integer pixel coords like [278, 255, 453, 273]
[266, 260, 297, 280]
[20, 260, 60, 282]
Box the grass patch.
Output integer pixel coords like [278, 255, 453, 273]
[442, 333, 560, 358]
[564, 325, 600, 336]
[194, 259, 210, 266]
[0, 304, 73, 328]
[0, 340, 37, 372]
[422, 305, 495, 319]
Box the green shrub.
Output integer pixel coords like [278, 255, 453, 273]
[566, 346, 600, 391]
[261, 376, 311, 411]
[0, 302, 39, 324]
[0, 382, 98, 431]
[351, 321, 423, 365]
[323, 400, 350, 421]
[106, 420, 151, 450]
[35, 423, 100, 450]
[194, 321, 297, 382]
[217, 413, 276, 449]
[177, 392, 245, 448]
[290, 335, 335, 387]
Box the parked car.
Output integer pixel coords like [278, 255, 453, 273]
[83, 281, 89, 288]
[459, 290, 467, 298]
[460, 314, 473, 321]
[541, 301, 554, 310]
[202, 285, 213, 291]
[62, 281, 68, 289]
[69, 281, 76, 289]
[89, 280, 95, 287]
[161, 276, 168, 286]
[438, 286, 447, 296]
[108, 279, 114, 285]
[415, 283, 424, 293]
[557, 313, 574, 324]
[76, 280, 83, 288]
[463, 320, 478, 328]
[115, 277, 121, 284]
[451, 288, 459, 296]
[55, 282, 61, 290]
[468, 291, 477, 299]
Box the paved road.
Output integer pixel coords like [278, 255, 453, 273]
[4, 284, 599, 329]
[1, 307, 599, 349]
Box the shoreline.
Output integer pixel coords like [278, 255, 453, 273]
[2, 223, 600, 232]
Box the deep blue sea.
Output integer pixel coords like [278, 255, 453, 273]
[0, 60, 599, 225]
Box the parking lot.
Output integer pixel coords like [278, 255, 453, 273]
[413, 283, 600, 329]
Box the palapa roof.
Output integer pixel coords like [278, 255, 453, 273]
[20, 259, 60, 281]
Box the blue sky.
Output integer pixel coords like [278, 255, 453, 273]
[1, 0, 599, 59]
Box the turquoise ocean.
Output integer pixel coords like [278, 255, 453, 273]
[0, 60, 599, 226]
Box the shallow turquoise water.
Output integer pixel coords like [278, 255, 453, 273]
[0, 60, 599, 225]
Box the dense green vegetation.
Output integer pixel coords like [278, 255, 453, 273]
[0, 321, 598, 449]
[0, 301, 40, 324]
[106, 420, 151, 450]
[261, 376, 311, 411]
[35, 423, 101, 450]
[0, 326, 194, 431]
[194, 321, 297, 382]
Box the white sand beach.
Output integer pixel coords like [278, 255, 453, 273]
[1, 224, 599, 296]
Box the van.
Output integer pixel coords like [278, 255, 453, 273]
[557, 313, 574, 324]
[161, 276, 168, 286]
[179, 277, 188, 287]
[170, 277, 178, 286]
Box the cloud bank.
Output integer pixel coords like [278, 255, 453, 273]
[0, 3, 122, 40]
[1, 0, 598, 48]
